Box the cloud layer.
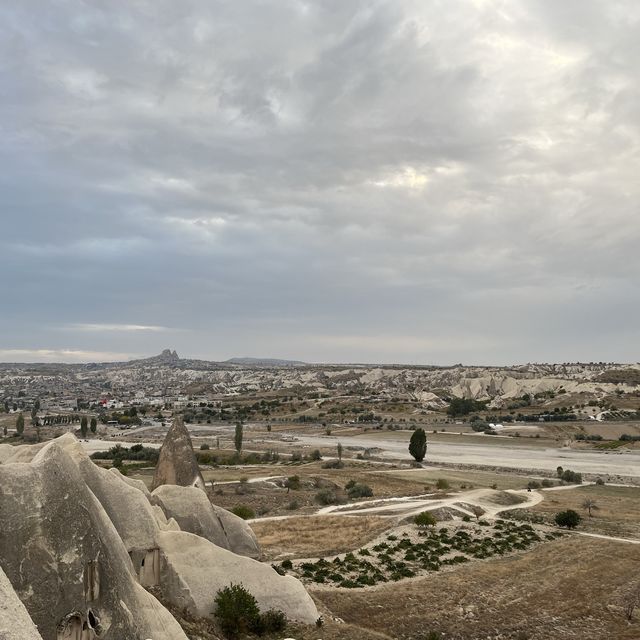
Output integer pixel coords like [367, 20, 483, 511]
[1, 1, 638, 363]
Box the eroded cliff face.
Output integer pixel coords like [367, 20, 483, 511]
[0, 435, 319, 640]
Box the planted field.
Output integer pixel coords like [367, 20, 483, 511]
[283, 520, 561, 588]
[312, 536, 640, 640]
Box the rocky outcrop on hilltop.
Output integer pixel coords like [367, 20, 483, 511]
[152, 415, 206, 491]
[0, 435, 319, 639]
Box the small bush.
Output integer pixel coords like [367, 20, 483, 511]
[322, 459, 344, 469]
[555, 509, 581, 529]
[347, 483, 373, 499]
[231, 505, 255, 520]
[435, 478, 450, 490]
[280, 559, 293, 570]
[285, 475, 301, 491]
[213, 583, 260, 636]
[560, 469, 582, 484]
[200, 443, 210, 450]
[315, 488, 338, 505]
[527, 480, 542, 489]
[257, 609, 287, 633]
[287, 499, 300, 510]
[595, 477, 605, 486]
[414, 511, 437, 527]
[541, 479, 555, 488]
[310, 449, 322, 461]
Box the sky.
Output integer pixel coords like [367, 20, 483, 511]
[1, 0, 639, 365]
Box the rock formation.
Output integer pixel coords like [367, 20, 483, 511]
[0, 441, 188, 640]
[152, 484, 261, 558]
[0, 435, 319, 638]
[0, 566, 43, 640]
[151, 415, 205, 491]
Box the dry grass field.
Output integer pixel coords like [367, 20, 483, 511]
[532, 485, 640, 539]
[251, 515, 393, 560]
[312, 536, 640, 640]
[379, 467, 537, 490]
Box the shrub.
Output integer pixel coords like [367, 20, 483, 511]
[315, 488, 338, 505]
[310, 449, 322, 461]
[200, 443, 210, 450]
[322, 459, 344, 469]
[435, 478, 450, 490]
[527, 480, 542, 490]
[257, 609, 287, 633]
[414, 511, 437, 527]
[595, 477, 605, 486]
[231, 505, 255, 520]
[541, 479, 555, 488]
[561, 469, 582, 484]
[287, 499, 300, 510]
[213, 583, 260, 636]
[285, 475, 301, 491]
[555, 509, 581, 529]
[347, 483, 373, 499]
[280, 559, 293, 570]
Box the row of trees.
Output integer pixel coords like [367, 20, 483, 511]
[5, 413, 98, 438]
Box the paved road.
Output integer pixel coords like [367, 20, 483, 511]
[267, 433, 640, 478]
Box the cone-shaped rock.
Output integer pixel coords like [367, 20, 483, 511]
[151, 415, 205, 491]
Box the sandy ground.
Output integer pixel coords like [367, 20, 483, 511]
[270, 432, 640, 478]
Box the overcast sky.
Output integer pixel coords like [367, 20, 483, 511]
[1, 1, 639, 365]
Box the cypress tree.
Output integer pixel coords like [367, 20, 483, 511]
[409, 428, 427, 462]
[234, 421, 243, 454]
[16, 413, 25, 437]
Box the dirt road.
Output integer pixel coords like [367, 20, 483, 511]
[271, 432, 640, 478]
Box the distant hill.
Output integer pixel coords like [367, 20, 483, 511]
[224, 357, 307, 367]
[127, 349, 180, 365]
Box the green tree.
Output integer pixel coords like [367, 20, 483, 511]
[409, 428, 427, 462]
[90, 416, 97, 434]
[80, 416, 88, 438]
[16, 413, 25, 436]
[234, 422, 243, 454]
[337, 442, 343, 462]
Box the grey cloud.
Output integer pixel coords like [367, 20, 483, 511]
[0, 1, 638, 363]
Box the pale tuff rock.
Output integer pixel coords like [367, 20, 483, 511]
[0, 434, 319, 636]
[158, 530, 318, 623]
[0, 441, 188, 640]
[152, 484, 261, 558]
[0, 566, 43, 640]
[151, 415, 205, 491]
[109, 467, 152, 496]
